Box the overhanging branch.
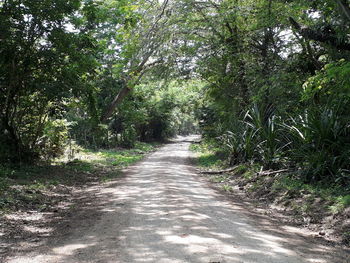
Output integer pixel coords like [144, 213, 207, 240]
[289, 17, 350, 51]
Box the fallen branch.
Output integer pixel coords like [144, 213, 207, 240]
[201, 166, 239, 175]
[257, 169, 291, 176]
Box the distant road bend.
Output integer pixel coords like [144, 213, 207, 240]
[8, 136, 348, 263]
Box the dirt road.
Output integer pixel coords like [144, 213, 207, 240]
[7, 136, 348, 262]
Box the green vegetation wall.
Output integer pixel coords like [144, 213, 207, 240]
[1, 0, 350, 189]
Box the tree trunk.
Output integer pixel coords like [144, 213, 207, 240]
[1, 116, 23, 162]
[101, 85, 132, 122]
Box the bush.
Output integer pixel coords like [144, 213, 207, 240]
[219, 104, 286, 168]
[41, 119, 71, 160]
[120, 125, 137, 148]
[285, 106, 350, 184]
[291, 60, 350, 185]
[302, 60, 350, 106]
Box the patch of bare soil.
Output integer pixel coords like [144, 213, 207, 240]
[0, 164, 119, 262]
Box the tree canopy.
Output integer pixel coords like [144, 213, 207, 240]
[1, 0, 350, 186]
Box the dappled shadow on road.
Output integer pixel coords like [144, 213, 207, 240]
[7, 140, 349, 263]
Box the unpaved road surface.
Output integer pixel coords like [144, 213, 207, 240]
[7, 136, 349, 263]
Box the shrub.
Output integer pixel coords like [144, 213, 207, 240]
[284, 106, 350, 184]
[41, 119, 71, 160]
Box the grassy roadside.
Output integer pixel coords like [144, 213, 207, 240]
[190, 142, 350, 245]
[0, 141, 160, 214]
[0, 141, 161, 259]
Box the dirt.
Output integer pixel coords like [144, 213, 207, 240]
[201, 168, 350, 246]
[2, 136, 350, 262]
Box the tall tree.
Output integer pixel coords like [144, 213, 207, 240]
[100, 0, 173, 122]
[0, 0, 97, 162]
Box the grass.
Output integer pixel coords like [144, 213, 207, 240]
[210, 174, 230, 183]
[190, 143, 224, 168]
[101, 170, 122, 182]
[272, 175, 350, 214]
[66, 141, 160, 168]
[222, 184, 233, 192]
[0, 141, 160, 213]
[329, 195, 350, 213]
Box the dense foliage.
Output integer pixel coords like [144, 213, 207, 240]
[1, 0, 350, 188]
[179, 0, 350, 187]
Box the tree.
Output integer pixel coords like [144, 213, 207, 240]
[0, 0, 97, 162]
[100, 0, 174, 122]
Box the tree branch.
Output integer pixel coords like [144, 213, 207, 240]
[289, 17, 350, 51]
[101, 82, 131, 123]
[201, 166, 240, 174]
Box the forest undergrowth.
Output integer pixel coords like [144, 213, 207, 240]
[0, 142, 159, 214]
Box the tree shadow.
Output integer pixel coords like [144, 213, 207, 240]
[4, 140, 349, 263]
